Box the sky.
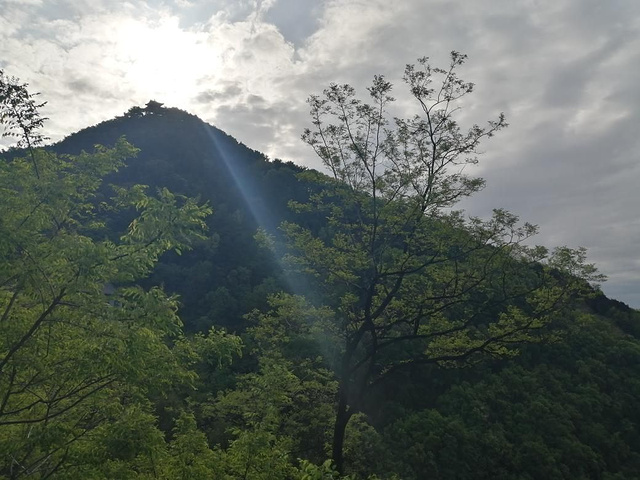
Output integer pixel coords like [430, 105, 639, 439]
[1, 0, 639, 307]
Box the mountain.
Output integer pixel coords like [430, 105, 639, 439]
[53, 102, 305, 229]
[42, 103, 640, 478]
[51, 103, 638, 331]
[51, 102, 319, 331]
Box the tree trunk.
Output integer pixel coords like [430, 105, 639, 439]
[332, 387, 352, 475]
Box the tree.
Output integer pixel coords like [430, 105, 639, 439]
[124, 105, 144, 118]
[208, 294, 338, 478]
[0, 72, 239, 478]
[284, 52, 603, 473]
[0, 70, 47, 177]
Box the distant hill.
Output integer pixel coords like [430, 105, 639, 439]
[54, 102, 305, 229]
[47, 102, 638, 332]
[51, 102, 318, 331]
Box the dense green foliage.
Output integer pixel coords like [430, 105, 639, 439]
[2, 64, 639, 479]
[380, 307, 640, 479]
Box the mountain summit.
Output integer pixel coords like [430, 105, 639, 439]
[53, 104, 313, 330]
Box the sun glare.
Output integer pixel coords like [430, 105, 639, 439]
[116, 16, 219, 105]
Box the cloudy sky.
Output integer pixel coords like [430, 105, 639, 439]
[1, 0, 639, 307]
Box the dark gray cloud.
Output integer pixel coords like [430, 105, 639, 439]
[194, 81, 244, 103]
[263, 0, 322, 47]
[65, 77, 102, 95]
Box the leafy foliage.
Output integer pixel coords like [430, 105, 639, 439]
[0, 71, 239, 479]
[1, 59, 638, 480]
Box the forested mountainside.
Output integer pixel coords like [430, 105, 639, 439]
[53, 102, 319, 332]
[2, 71, 640, 479]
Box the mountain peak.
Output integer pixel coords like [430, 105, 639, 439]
[51, 102, 308, 229]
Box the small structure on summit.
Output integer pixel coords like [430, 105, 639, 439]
[145, 100, 164, 114]
[124, 100, 165, 118]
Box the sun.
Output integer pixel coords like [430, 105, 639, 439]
[115, 15, 220, 106]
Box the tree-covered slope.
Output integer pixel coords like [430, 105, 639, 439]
[16, 92, 639, 479]
[51, 102, 316, 331]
